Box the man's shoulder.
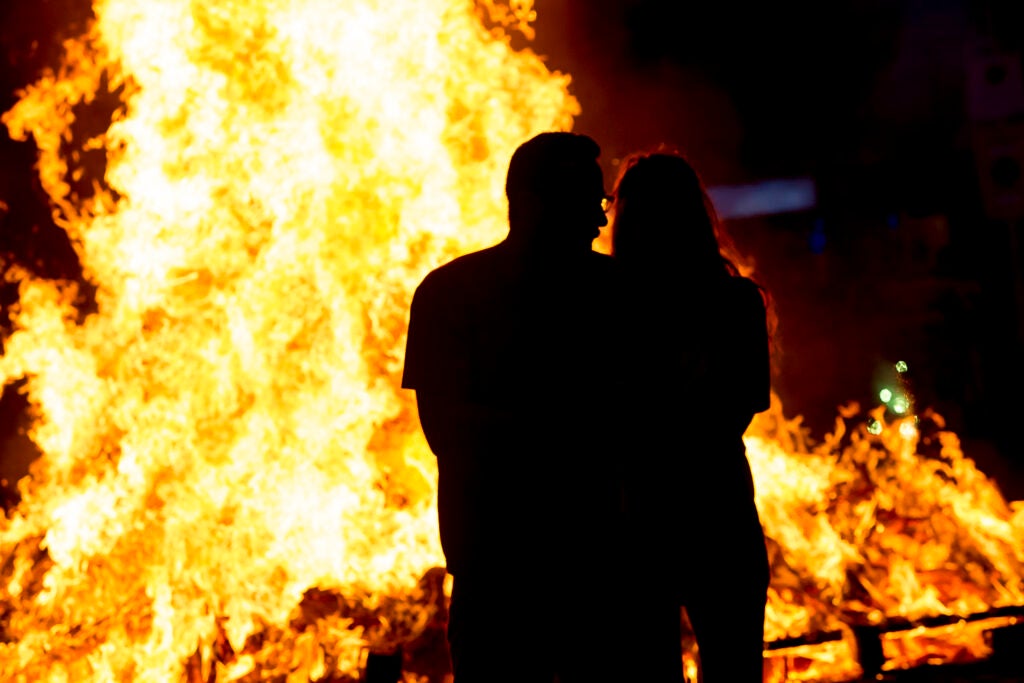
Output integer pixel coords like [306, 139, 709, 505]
[417, 245, 504, 291]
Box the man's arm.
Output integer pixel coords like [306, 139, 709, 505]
[414, 392, 521, 459]
[404, 274, 525, 458]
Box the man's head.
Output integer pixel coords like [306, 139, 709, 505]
[505, 132, 608, 253]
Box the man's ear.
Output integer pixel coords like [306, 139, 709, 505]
[510, 191, 546, 225]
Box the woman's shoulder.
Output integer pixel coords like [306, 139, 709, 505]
[722, 275, 767, 314]
[727, 274, 763, 295]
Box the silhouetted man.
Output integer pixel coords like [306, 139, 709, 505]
[402, 132, 626, 683]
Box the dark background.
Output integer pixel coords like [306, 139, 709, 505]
[529, 0, 1024, 500]
[3, 0, 1024, 500]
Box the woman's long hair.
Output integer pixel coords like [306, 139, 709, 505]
[610, 149, 742, 282]
[610, 148, 777, 355]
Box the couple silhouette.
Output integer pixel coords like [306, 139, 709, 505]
[402, 132, 772, 683]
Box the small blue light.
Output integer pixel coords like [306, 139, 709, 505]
[809, 218, 826, 254]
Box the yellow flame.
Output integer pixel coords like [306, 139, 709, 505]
[1, 0, 576, 679]
[2, 1, 1023, 681]
[748, 401, 1024, 679]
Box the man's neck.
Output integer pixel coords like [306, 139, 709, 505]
[503, 229, 593, 262]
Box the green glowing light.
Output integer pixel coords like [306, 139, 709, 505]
[895, 360, 908, 373]
[891, 397, 909, 414]
[879, 388, 893, 403]
[867, 419, 883, 435]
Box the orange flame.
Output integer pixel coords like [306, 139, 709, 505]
[748, 400, 1024, 679]
[2, 2, 1023, 682]
[1, 0, 576, 679]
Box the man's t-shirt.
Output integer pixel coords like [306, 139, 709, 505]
[403, 240, 622, 574]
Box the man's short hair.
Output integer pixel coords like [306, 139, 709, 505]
[505, 132, 601, 202]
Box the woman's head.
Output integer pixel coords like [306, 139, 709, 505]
[611, 150, 734, 279]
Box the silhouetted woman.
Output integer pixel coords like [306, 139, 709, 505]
[610, 150, 771, 682]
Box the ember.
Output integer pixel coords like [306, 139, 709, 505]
[1, 1, 1022, 682]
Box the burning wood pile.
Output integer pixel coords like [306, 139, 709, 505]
[747, 399, 1024, 681]
[0, 1, 1022, 681]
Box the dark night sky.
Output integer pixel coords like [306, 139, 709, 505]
[3, 0, 1024, 498]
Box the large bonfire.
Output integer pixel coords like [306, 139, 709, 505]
[1, 1, 1022, 681]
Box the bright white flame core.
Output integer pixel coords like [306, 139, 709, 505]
[1, 0, 577, 678]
